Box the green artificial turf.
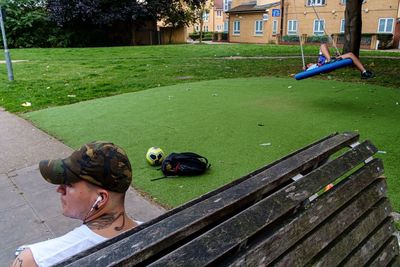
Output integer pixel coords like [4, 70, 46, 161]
[24, 77, 400, 210]
[1, 44, 399, 113]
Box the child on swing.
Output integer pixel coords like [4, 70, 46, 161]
[305, 43, 374, 79]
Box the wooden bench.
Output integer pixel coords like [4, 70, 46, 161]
[58, 132, 400, 266]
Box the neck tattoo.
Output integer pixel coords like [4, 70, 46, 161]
[85, 211, 126, 231]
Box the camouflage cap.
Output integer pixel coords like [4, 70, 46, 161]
[39, 141, 132, 193]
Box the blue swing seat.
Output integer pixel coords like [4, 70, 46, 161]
[294, 58, 353, 80]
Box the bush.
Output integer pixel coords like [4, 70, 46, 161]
[189, 31, 213, 41]
[306, 35, 329, 43]
[282, 35, 300, 42]
[336, 33, 394, 49]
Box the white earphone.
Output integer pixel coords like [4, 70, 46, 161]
[92, 195, 103, 210]
[83, 195, 103, 222]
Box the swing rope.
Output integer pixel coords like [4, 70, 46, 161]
[292, 0, 306, 69]
[309, 0, 341, 56]
[292, 0, 342, 68]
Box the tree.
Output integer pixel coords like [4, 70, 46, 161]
[46, 0, 207, 47]
[151, 0, 207, 44]
[47, 0, 146, 46]
[0, 0, 60, 48]
[192, 0, 211, 43]
[343, 0, 363, 57]
[157, 0, 194, 44]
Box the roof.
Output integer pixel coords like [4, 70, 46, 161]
[226, 1, 280, 14]
[214, 0, 223, 9]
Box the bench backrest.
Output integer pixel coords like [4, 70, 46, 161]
[58, 132, 399, 266]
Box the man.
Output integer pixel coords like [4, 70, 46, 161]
[305, 44, 375, 79]
[12, 141, 139, 267]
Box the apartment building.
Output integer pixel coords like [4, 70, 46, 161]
[285, 0, 398, 48]
[226, 0, 400, 49]
[191, 0, 225, 34]
[226, 0, 281, 43]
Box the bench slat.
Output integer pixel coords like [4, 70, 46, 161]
[388, 255, 400, 267]
[368, 236, 399, 267]
[272, 183, 389, 267]
[224, 159, 384, 267]
[310, 197, 393, 266]
[60, 133, 362, 266]
[341, 218, 396, 267]
[144, 141, 378, 267]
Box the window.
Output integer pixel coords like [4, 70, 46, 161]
[307, 0, 326, 6]
[224, 0, 232, 11]
[217, 25, 223, 32]
[204, 25, 209, 32]
[216, 10, 222, 17]
[255, 20, 263, 35]
[340, 19, 345, 33]
[195, 25, 200, 32]
[233, 20, 240, 35]
[203, 12, 209, 22]
[224, 21, 229, 33]
[313, 19, 325, 35]
[378, 18, 394, 33]
[288, 20, 298, 35]
[272, 20, 278, 35]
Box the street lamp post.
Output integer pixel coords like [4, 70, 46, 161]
[0, 6, 14, 81]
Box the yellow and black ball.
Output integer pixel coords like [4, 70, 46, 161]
[145, 147, 165, 166]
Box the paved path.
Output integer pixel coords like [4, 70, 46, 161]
[0, 108, 166, 265]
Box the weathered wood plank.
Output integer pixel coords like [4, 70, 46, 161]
[388, 255, 400, 267]
[310, 196, 392, 267]
[341, 218, 396, 267]
[223, 159, 384, 267]
[368, 236, 399, 267]
[60, 133, 364, 266]
[142, 142, 379, 267]
[272, 183, 388, 267]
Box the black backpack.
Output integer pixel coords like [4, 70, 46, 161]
[151, 152, 210, 181]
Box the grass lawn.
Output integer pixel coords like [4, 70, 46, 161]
[0, 44, 399, 112]
[24, 77, 400, 210]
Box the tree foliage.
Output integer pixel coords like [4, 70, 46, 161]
[191, 0, 211, 43]
[156, 0, 203, 44]
[47, 0, 144, 27]
[46, 0, 148, 46]
[1, 0, 60, 48]
[0, 0, 208, 47]
[46, 0, 206, 46]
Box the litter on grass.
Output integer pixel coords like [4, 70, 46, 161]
[21, 102, 31, 107]
[260, 143, 271, 146]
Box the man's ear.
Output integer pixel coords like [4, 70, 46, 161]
[96, 190, 109, 208]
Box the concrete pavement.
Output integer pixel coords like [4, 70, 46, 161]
[0, 107, 166, 266]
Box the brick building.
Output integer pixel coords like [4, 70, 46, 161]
[226, 0, 281, 44]
[226, 0, 400, 49]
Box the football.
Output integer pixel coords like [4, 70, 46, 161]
[146, 147, 165, 166]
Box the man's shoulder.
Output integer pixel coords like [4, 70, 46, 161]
[12, 248, 38, 267]
[26, 225, 106, 266]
